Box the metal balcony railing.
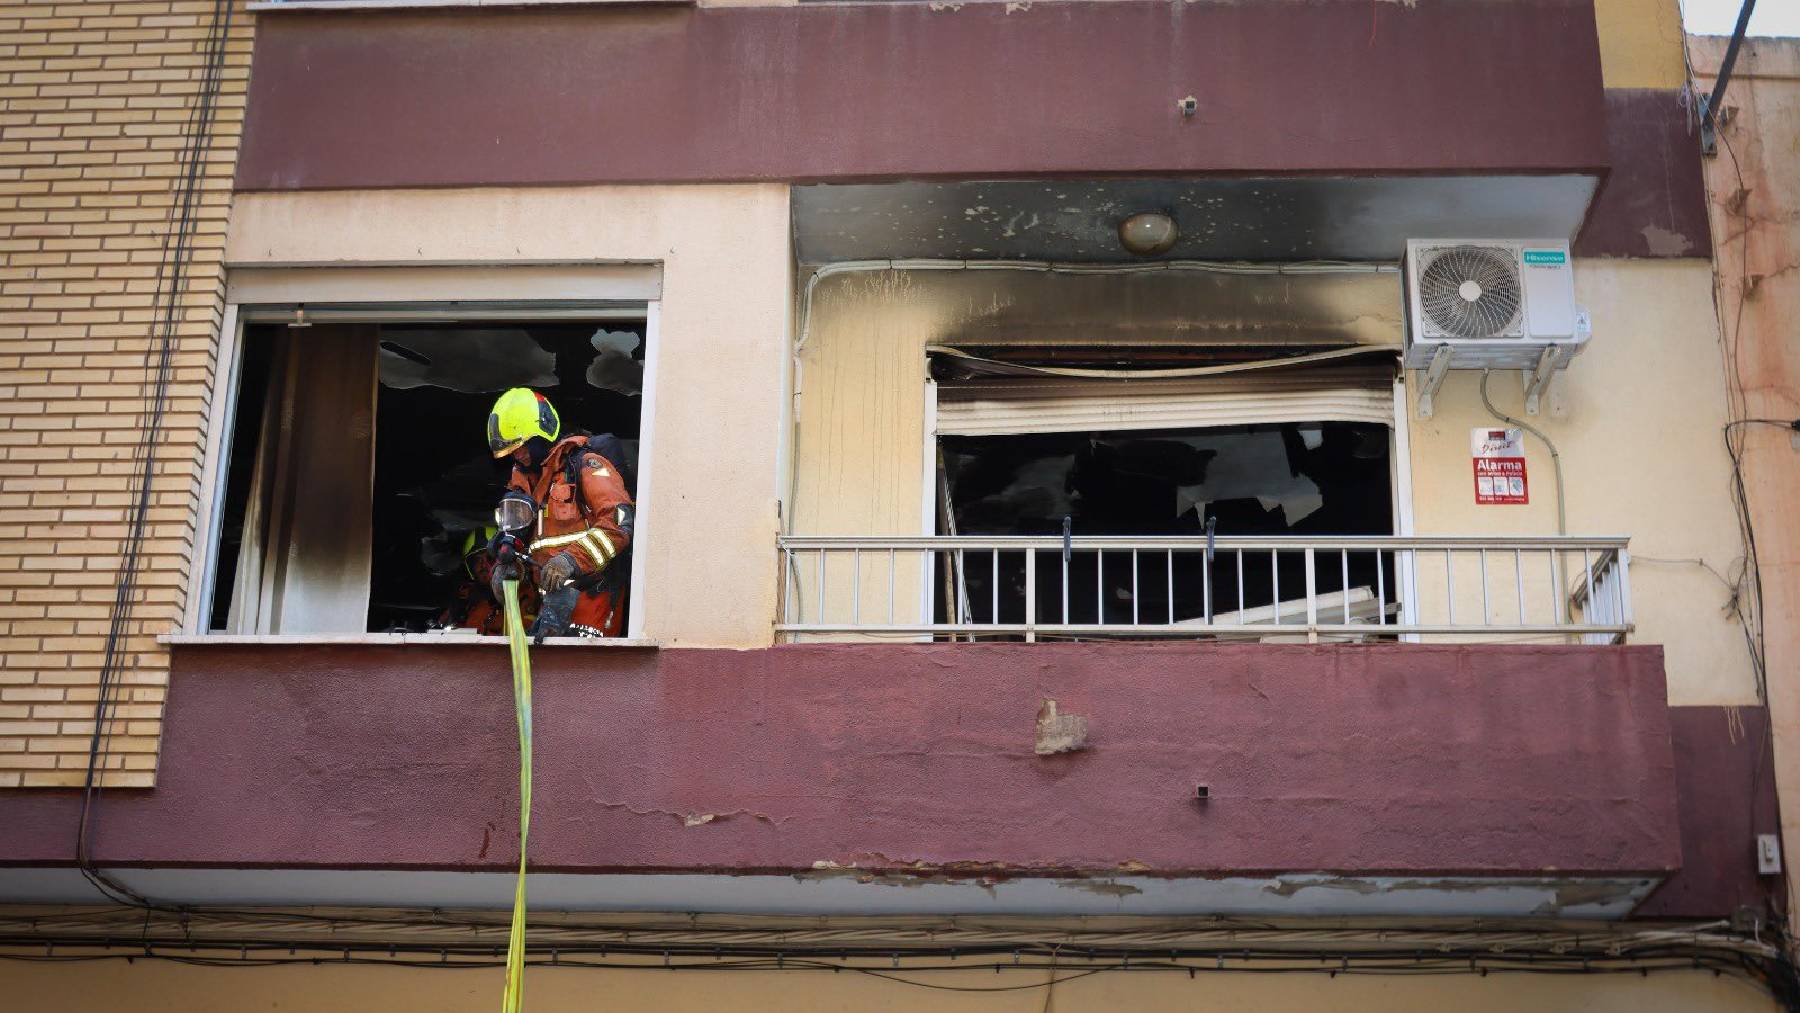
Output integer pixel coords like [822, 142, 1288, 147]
[777, 535, 1631, 643]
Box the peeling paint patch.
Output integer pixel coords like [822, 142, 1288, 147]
[595, 802, 785, 826]
[1004, 1, 1030, 12]
[1537, 880, 1643, 914]
[1261, 875, 1645, 917]
[795, 861, 1001, 897]
[1056, 878, 1143, 898]
[1262, 876, 1380, 898]
[1641, 224, 1696, 257]
[1035, 698, 1089, 755]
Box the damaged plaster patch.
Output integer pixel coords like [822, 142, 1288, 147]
[1260, 876, 1645, 917]
[1641, 224, 1696, 257]
[1262, 876, 1380, 898]
[798, 860, 1001, 896]
[1056, 878, 1143, 898]
[594, 801, 785, 827]
[1533, 880, 1642, 915]
[1035, 699, 1089, 755]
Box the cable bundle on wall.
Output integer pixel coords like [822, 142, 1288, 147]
[76, 0, 235, 908]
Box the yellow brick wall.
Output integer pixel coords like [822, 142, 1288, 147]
[0, 1, 251, 788]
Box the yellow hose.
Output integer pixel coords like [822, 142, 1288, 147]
[501, 578, 533, 1013]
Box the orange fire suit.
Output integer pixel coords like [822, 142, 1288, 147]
[508, 434, 633, 637]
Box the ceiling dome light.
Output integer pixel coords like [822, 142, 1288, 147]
[1118, 211, 1179, 257]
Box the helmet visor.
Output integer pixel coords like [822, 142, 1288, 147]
[487, 413, 525, 459]
[494, 494, 536, 534]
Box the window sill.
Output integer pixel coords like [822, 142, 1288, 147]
[161, 633, 660, 648]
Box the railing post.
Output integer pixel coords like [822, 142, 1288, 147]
[782, 546, 793, 630]
[991, 550, 1000, 629]
[1376, 549, 1386, 627]
[1271, 550, 1281, 627]
[1131, 549, 1140, 626]
[921, 547, 934, 633]
[1304, 548, 1318, 643]
[1340, 550, 1351, 625]
[1024, 548, 1038, 643]
[1514, 549, 1525, 626]
[1400, 547, 1419, 641]
[1167, 549, 1176, 626]
[1577, 547, 1592, 642]
[1202, 548, 1211, 625]
[1615, 546, 1634, 639]
[1478, 549, 1489, 625]
[1548, 548, 1560, 626]
[1061, 541, 1070, 625]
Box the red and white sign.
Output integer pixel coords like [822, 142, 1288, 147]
[1471, 427, 1528, 505]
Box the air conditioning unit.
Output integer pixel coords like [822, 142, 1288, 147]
[1403, 239, 1591, 416]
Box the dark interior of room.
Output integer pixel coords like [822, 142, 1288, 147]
[938, 422, 1394, 630]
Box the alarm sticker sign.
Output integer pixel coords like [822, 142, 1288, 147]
[1471, 427, 1529, 504]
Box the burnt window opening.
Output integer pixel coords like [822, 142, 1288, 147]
[207, 319, 645, 635]
[935, 423, 1394, 631]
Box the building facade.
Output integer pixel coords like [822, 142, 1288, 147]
[1, 0, 1795, 1010]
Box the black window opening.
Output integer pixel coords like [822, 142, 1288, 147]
[935, 422, 1395, 634]
[206, 319, 645, 635]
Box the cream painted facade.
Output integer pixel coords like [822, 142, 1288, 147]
[1408, 259, 1758, 705]
[0, 951, 1777, 1013]
[223, 186, 792, 649]
[789, 259, 1758, 706]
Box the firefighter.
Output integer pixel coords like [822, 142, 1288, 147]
[439, 527, 518, 636]
[485, 387, 634, 638]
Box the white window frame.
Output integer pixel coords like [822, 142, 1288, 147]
[182, 266, 662, 645]
[918, 372, 1420, 632]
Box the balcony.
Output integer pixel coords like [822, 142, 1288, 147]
[778, 535, 1632, 645]
[1, 636, 1684, 918]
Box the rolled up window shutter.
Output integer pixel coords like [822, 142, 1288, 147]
[935, 366, 1394, 436]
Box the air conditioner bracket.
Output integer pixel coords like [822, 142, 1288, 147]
[1522, 345, 1564, 416]
[1415, 345, 1453, 420]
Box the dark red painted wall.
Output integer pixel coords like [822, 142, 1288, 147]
[1575, 90, 1714, 259]
[1634, 706, 1782, 919]
[2, 643, 1679, 879]
[235, 0, 1609, 190]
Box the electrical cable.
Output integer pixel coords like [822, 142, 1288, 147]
[9, 908, 1798, 1003]
[75, 0, 233, 912]
[1685, 27, 1791, 960]
[0, 941, 1791, 1001]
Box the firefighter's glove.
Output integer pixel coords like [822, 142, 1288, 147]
[536, 552, 580, 596]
